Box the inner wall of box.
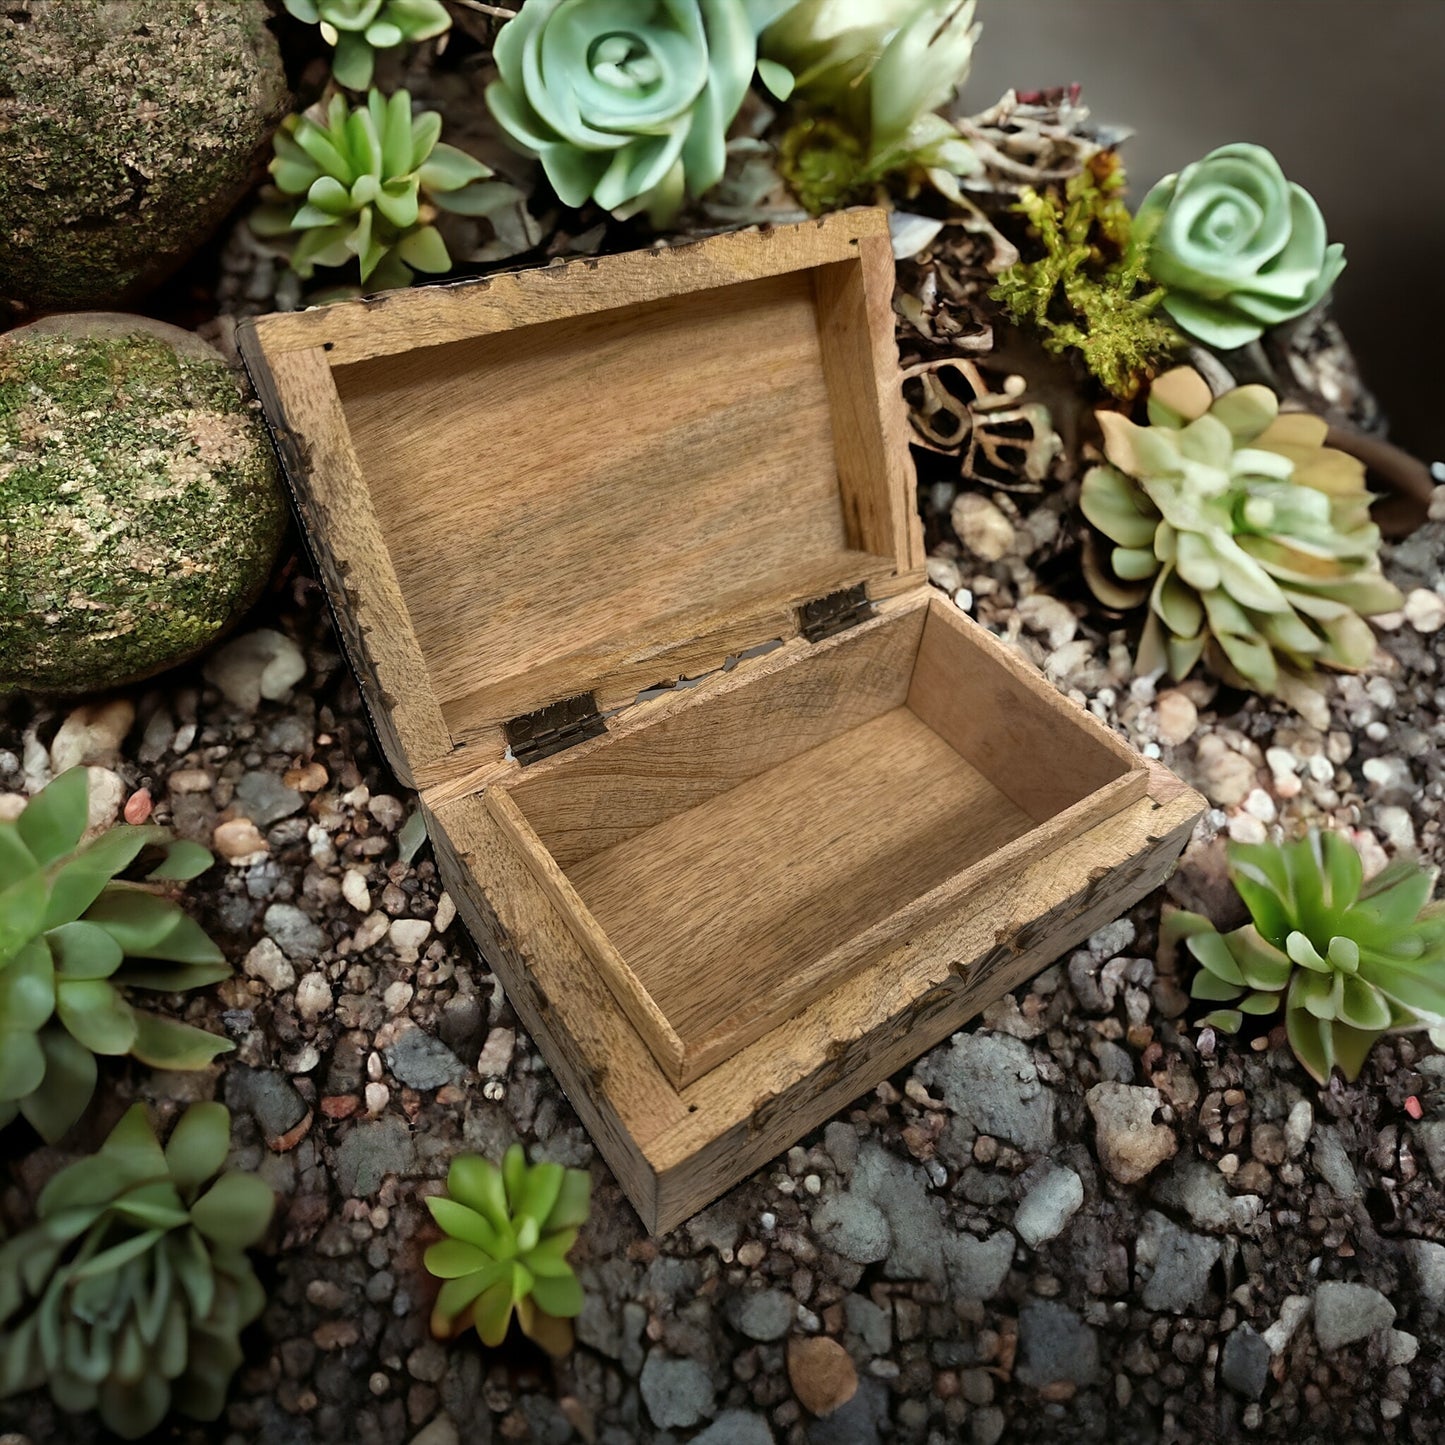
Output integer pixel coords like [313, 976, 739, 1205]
[505, 598, 1131, 1048]
[328, 266, 900, 741]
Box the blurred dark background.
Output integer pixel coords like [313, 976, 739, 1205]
[963, 0, 1445, 463]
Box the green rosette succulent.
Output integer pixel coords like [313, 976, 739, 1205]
[485, 0, 794, 226]
[764, 0, 982, 211]
[1168, 832, 1445, 1084]
[252, 89, 512, 289]
[0, 768, 231, 1144]
[424, 1144, 590, 1356]
[1135, 142, 1346, 351]
[0, 1102, 273, 1439]
[1081, 365, 1401, 718]
[283, 0, 451, 90]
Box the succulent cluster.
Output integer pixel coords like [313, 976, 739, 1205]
[1137, 142, 1346, 351]
[764, 0, 982, 212]
[1080, 366, 1400, 716]
[991, 151, 1182, 399]
[1170, 832, 1445, 1084]
[425, 1145, 590, 1356]
[0, 768, 231, 1143]
[0, 1103, 274, 1439]
[283, 0, 451, 90]
[253, 89, 511, 289]
[486, 0, 792, 227]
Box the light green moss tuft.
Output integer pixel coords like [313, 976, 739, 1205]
[0, 320, 287, 694]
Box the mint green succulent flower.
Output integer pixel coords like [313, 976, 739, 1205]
[283, 0, 451, 91]
[485, 0, 794, 226]
[1135, 143, 1346, 351]
[252, 90, 513, 290]
[763, 0, 982, 211]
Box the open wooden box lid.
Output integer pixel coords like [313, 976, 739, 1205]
[238, 209, 924, 790]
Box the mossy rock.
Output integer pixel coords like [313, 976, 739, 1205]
[0, 315, 288, 694]
[0, 0, 292, 312]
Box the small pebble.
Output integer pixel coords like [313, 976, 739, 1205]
[1404, 587, 1445, 633]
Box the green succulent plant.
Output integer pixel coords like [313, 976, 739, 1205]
[1136, 142, 1346, 351]
[252, 89, 512, 290]
[1168, 832, 1445, 1084]
[0, 767, 231, 1144]
[990, 151, 1182, 399]
[485, 0, 794, 227]
[282, 0, 451, 91]
[1080, 365, 1401, 719]
[424, 1144, 590, 1356]
[764, 0, 983, 212]
[0, 1102, 274, 1439]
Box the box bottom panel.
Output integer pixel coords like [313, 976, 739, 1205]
[567, 705, 1033, 1048]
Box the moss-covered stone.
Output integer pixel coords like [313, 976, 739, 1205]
[0, 0, 292, 312]
[0, 315, 287, 694]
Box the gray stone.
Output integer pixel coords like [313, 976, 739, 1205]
[639, 1351, 715, 1429]
[944, 1230, 1014, 1301]
[1014, 1164, 1084, 1248]
[970, 1407, 1006, 1445]
[385, 1028, 467, 1091]
[728, 1288, 794, 1343]
[1015, 1300, 1100, 1387]
[824, 1120, 859, 1175]
[1313, 1126, 1363, 1200]
[1407, 1239, 1445, 1309]
[1312, 1281, 1396, 1351]
[805, 1377, 889, 1445]
[1135, 1211, 1221, 1314]
[334, 1116, 416, 1197]
[843, 1295, 891, 1356]
[1220, 1324, 1270, 1399]
[1153, 1159, 1263, 1234]
[851, 1143, 945, 1282]
[814, 1191, 892, 1265]
[264, 902, 328, 960]
[914, 1033, 1055, 1154]
[225, 1066, 306, 1139]
[693, 1411, 775, 1445]
[235, 770, 304, 827]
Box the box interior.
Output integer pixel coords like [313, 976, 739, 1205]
[502, 595, 1140, 1082]
[327, 264, 904, 745]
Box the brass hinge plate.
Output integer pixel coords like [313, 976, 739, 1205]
[797, 582, 874, 643]
[506, 691, 607, 766]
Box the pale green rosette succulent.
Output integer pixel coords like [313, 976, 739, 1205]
[763, 0, 982, 210]
[283, 0, 451, 91]
[485, 0, 793, 226]
[1081, 366, 1400, 720]
[1135, 143, 1346, 350]
[1168, 832, 1445, 1085]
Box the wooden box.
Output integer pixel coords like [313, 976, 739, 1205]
[239, 211, 1204, 1233]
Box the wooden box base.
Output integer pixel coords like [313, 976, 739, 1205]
[428, 760, 1202, 1234]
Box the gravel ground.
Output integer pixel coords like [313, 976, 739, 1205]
[1, 484, 1442, 1445]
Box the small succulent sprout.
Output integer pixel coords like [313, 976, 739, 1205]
[252, 89, 514, 290]
[283, 0, 451, 91]
[1135, 142, 1346, 351]
[0, 1102, 274, 1439]
[425, 1144, 590, 1356]
[764, 0, 983, 212]
[1168, 832, 1445, 1084]
[1080, 365, 1401, 719]
[485, 0, 792, 227]
[0, 767, 231, 1144]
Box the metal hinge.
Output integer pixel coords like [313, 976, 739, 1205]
[506, 691, 607, 766]
[797, 582, 874, 643]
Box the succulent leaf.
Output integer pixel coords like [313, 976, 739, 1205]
[0, 771, 228, 1142]
[425, 1147, 590, 1354]
[1180, 830, 1445, 1083]
[1082, 368, 1400, 714]
[0, 1105, 272, 1439]
[284, 0, 449, 89]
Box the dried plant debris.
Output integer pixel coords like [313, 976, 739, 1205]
[958, 85, 1128, 198]
[902, 359, 1061, 492]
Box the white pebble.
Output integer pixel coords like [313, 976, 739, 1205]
[244, 938, 296, 992]
[365, 1082, 390, 1115]
[953, 587, 974, 613]
[84, 767, 125, 834]
[383, 981, 414, 1015]
[926, 555, 963, 592]
[342, 869, 372, 912]
[1265, 747, 1299, 778]
[294, 971, 333, 1022]
[434, 892, 457, 933]
[1242, 788, 1277, 823]
[1404, 587, 1445, 633]
[476, 1027, 515, 1078]
[1156, 689, 1199, 746]
[389, 918, 431, 962]
[50, 699, 135, 772]
[1376, 806, 1417, 853]
[203, 628, 306, 709]
[1228, 813, 1268, 845]
[951, 493, 1015, 561]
